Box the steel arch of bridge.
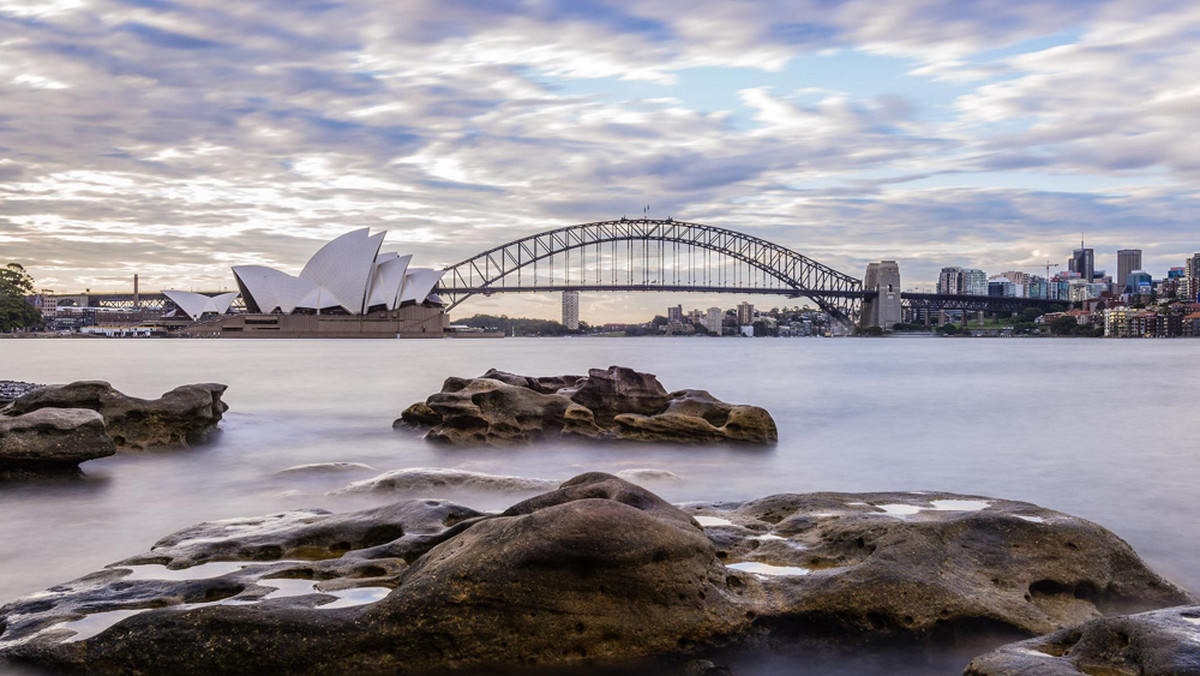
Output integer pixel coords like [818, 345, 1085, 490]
[437, 218, 863, 321]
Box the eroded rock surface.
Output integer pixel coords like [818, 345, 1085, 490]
[3, 380, 228, 450]
[331, 467, 559, 495]
[684, 492, 1193, 646]
[0, 407, 115, 477]
[0, 474, 757, 675]
[396, 366, 777, 446]
[1, 477, 1191, 676]
[963, 605, 1200, 676]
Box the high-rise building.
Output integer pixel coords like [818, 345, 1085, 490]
[667, 304, 683, 324]
[937, 266, 964, 295]
[737, 301, 755, 326]
[1116, 249, 1142, 293]
[705, 307, 723, 335]
[1186, 253, 1200, 302]
[1069, 240, 1095, 282]
[561, 291, 579, 330]
[963, 268, 988, 296]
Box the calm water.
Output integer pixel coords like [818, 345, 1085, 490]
[1, 336, 1198, 673]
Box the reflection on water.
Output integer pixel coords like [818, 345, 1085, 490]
[1, 336, 1198, 671]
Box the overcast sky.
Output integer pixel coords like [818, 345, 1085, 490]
[2, 0, 1197, 321]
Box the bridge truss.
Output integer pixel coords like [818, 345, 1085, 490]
[438, 218, 863, 322]
[901, 293, 1067, 314]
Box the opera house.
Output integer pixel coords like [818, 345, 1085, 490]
[174, 229, 449, 338]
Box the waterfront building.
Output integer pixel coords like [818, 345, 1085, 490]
[963, 268, 988, 295]
[232, 229, 442, 315]
[1069, 243, 1095, 282]
[1116, 249, 1142, 293]
[667, 304, 684, 323]
[162, 290, 239, 321]
[562, 291, 579, 330]
[937, 266, 964, 295]
[704, 307, 722, 334]
[737, 301, 755, 326]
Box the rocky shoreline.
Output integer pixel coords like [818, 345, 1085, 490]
[0, 473, 1193, 675]
[0, 380, 229, 478]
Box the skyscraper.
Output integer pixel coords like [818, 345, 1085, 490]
[1069, 238, 1095, 282]
[937, 266, 964, 295]
[667, 304, 683, 323]
[1116, 249, 1142, 293]
[1186, 253, 1200, 302]
[561, 290, 579, 330]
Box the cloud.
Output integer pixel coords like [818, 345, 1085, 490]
[0, 0, 1197, 321]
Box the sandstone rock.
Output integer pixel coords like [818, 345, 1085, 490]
[3, 380, 228, 450]
[964, 605, 1200, 675]
[0, 407, 115, 476]
[398, 366, 777, 446]
[0, 474, 758, 675]
[684, 492, 1193, 647]
[2, 478, 1190, 675]
[330, 467, 559, 495]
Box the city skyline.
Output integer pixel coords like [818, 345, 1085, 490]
[3, 1, 1200, 322]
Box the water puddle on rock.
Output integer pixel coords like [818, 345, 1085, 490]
[726, 561, 810, 576]
[694, 516, 734, 527]
[1015, 515, 1046, 523]
[872, 500, 991, 518]
[60, 610, 146, 643]
[50, 578, 393, 644]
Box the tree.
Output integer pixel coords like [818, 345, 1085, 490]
[1049, 315, 1078, 336]
[1019, 306, 1045, 323]
[0, 263, 41, 331]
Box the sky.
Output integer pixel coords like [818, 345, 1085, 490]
[2, 0, 1198, 322]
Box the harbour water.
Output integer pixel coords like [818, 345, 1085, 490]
[1, 336, 1198, 673]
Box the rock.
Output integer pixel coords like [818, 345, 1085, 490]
[274, 462, 378, 476]
[0, 473, 758, 674]
[2, 479, 1190, 675]
[617, 468, 683, 483]
[3, 380, 228, 450]
[398, 366, 777, 446]
[568, 366, 670, 422]
[0, 381, 43, 404]
[330, 467, 559, 495]
[0, 408, 115, 477]
[683, 492, 1193, 647]
[964, 605, 1200, 676]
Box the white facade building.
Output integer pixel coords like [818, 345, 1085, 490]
[232, 229, 443, 315]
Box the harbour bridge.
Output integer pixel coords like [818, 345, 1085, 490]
[435, 218, 1066, 328]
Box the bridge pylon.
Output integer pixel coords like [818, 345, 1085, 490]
[860, 261, 902, 330]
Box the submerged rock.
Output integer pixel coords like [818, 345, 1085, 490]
[0, 477, 1191, 675]
[684, 492, 1193, 646]
[3, 380, 228, 450]
[330, 467, 559, 495]
[396, 366, 777, 446]
[274, 462, 378, 476]
[0, 408, 115, 478]
[964, 605, 1200, 675]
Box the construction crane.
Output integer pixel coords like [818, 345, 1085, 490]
[1028, 260, 1061, 280]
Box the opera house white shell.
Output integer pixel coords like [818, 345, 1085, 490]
[232, 229, 444, 315]
[162, 290, 239, 321]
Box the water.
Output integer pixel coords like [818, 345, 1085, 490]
[1, 335, 1198, 672]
